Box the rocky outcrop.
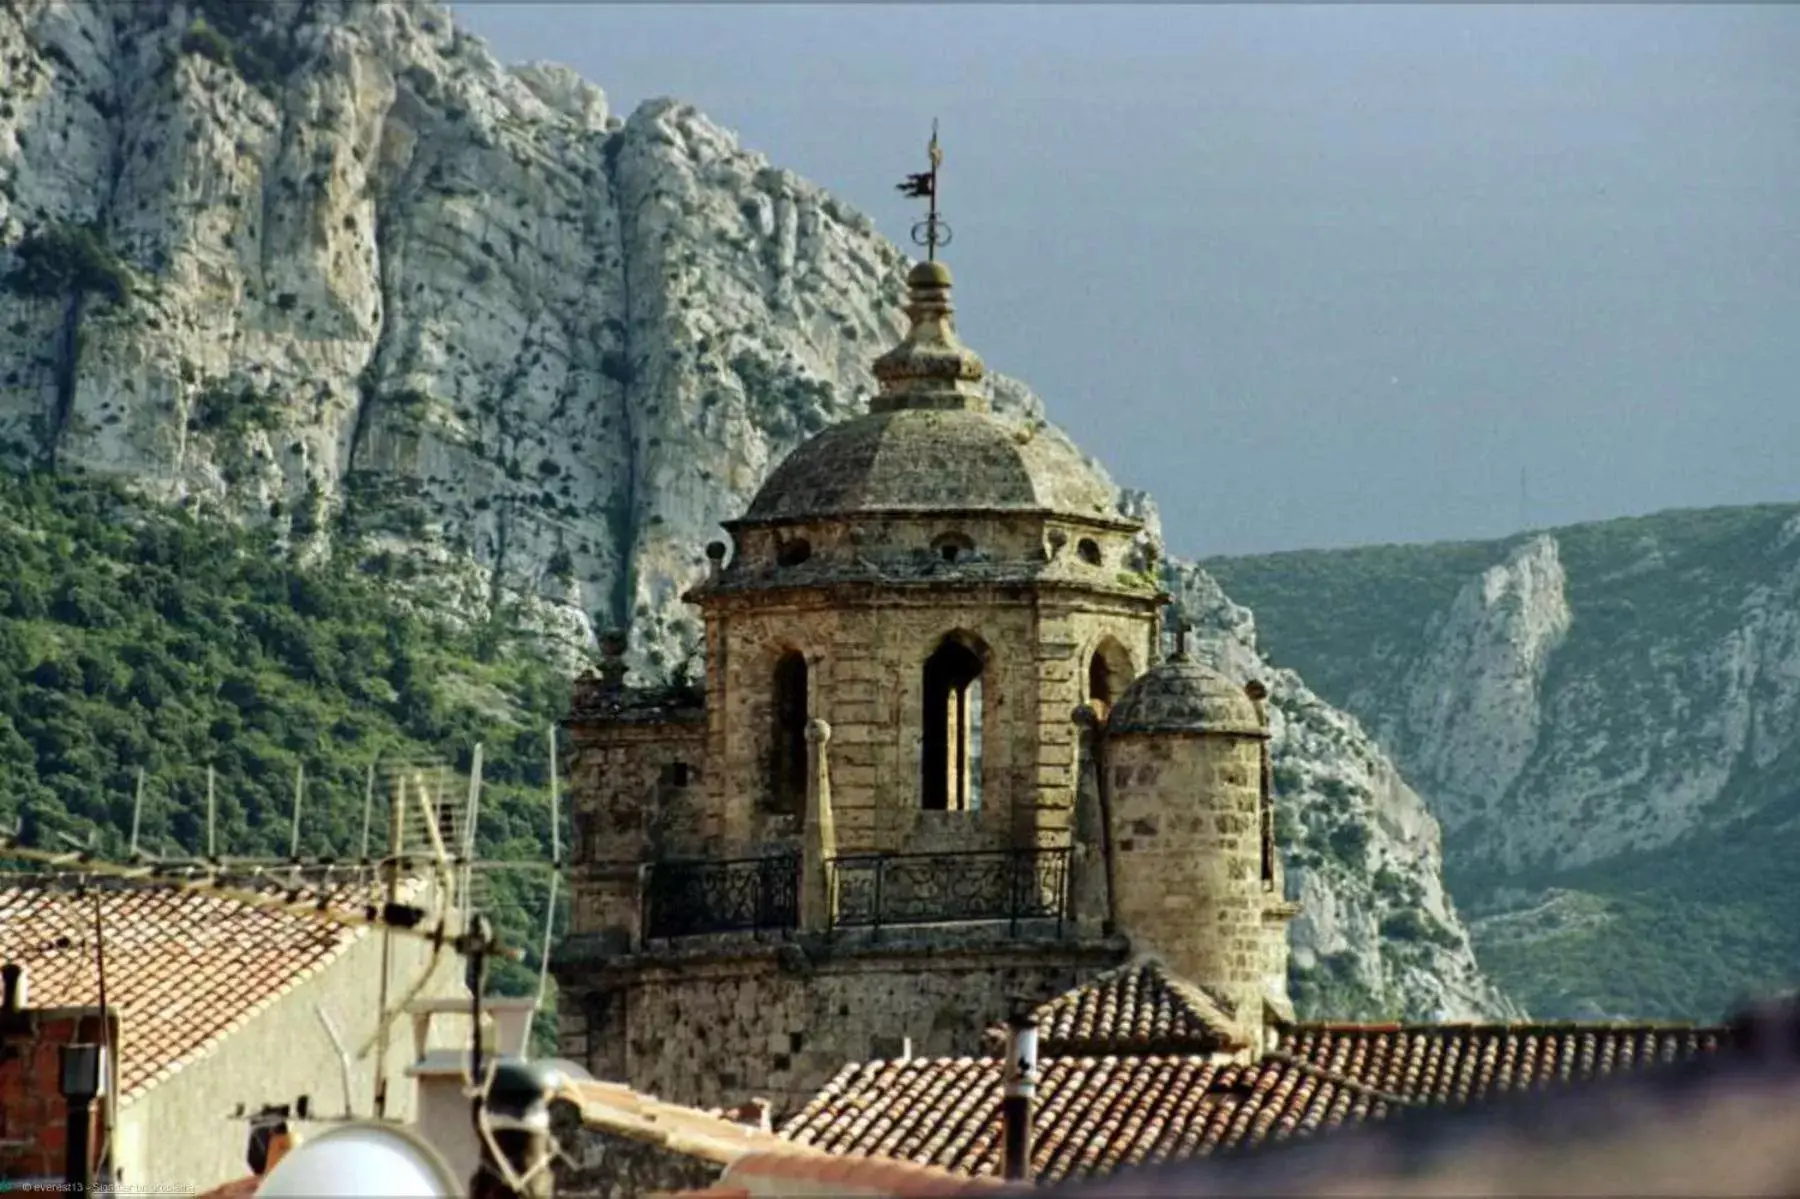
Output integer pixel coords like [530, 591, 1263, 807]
[1391, 534, 1572, 840]
[1206, 504, 1800, 1017]
[0, 0, 1513, 1019]
[1169, 566, 1515, 1021]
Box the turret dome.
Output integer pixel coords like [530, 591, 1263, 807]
[1108, 656, 1266, 737]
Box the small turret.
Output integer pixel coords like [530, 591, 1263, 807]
[1101, 624, 1277, 1051]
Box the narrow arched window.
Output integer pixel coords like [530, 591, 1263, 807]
[921, 635, 985, 812]
[1086, 637, 1133, 721]
[769, 651, 808, 814]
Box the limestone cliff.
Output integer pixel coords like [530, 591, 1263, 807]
[0, 0, 1511, 1020]
[1206, 504, 1800, 1018]
[1168, 565, 1516, 1021]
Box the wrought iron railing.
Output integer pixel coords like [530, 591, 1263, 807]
[641, 853, 799, 940]
[827, 847, 1070, 936]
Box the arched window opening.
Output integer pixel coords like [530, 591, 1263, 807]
[932, 531, 975, 564]
[1077, 538, 1103, 566]
[1086, 637, 1134, 720]
[777, 538, 812, 567]
[769, 651, 808, 814]
[1088, 656, 1114, 714]
[921, 635, 985, 812]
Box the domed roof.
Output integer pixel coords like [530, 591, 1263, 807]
[743, 407, 1122, 524]
[741, 259, 1131, 528]
[1108, 656, 1266, 737]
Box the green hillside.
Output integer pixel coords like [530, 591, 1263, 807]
[0, 470, 570, 1046]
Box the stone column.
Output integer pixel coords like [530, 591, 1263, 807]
[800, 718, 837, 932]
[1068, 705, 1111, 935]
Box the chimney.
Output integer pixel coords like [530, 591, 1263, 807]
[1001, 1008, 1039, 1184]
[58, 1042, 105, 1194]
[2, 962, 25, 1014]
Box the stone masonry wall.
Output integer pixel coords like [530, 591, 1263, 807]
[548, 1099, 726, 1199]
[566, 719, 709, 947]
[1106, 732, 1268, 1035]
[699, 585, 1154, 858]
[561, 934, 1127, 1116]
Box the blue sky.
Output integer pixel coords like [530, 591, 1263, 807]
[454, 4, 1800, 558]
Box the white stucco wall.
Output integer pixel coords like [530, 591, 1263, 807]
[111, 927, 469, 1191]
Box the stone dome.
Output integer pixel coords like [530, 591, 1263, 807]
[742, 258, 1130, 527]
[1107, 657, 1266, 737]
[743, 407, 1123, 524]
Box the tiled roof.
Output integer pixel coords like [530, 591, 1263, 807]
[985, 958, 1241, 1056]
[0, 881, 377, 1101]
[782, 1023, 1729, 1184]
[1275, 1021, 1728, 1104]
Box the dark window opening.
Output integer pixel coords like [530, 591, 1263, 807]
[1087, 637, 1132, 720]
[1077, 538, 1103, 566]
[921, 635, 985, 811]
[777, 538, 812, 567]
[932, 531, 975, 563]
[661, 761, 693, 788]
[1089, 655, 1114, 712]
[769, 651, 808, 813]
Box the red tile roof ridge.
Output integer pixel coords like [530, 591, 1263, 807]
[1287, 1019, 1732, 1033]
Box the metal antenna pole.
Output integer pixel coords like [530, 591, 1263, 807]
[359, 759, 376, 870]
[91, 894, 115, 1184]
[531, 724, 563, 1027]
[462, 744, 485, 924]
[128, 770, 145, 858]
[289, 763, 305, 862]
[205, 766, 217, 861]
[372, 773, 404, 1120]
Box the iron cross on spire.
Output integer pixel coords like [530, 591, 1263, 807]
[898, 119, 951, 261]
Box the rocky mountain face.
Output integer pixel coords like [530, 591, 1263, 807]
[0, 0, 1509, 1020]
[1206, 504, 1800, 1019]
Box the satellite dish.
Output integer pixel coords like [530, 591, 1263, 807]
[255, 1122, 461, 1198]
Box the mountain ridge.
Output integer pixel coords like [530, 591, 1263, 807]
[0, 0, 1511, 1020]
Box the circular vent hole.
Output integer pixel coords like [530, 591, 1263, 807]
[1077, 538, 1103, 566]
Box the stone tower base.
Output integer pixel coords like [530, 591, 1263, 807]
[555, 926, 1129, 1116]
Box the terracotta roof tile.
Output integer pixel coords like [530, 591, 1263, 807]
[0, 881, 378, 1102]
[983, 959, 1240, 1057]
[782, 1024, 1728, 1184]
[1277, 1021, 1729, 1104]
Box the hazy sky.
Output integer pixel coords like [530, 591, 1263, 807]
[453, 4, 1799, 559]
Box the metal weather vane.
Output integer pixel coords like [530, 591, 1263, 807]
[898, 119, 951, 260]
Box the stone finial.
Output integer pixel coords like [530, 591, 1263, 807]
[805, 718, 832, 745]
[868, 261, 988, 414]
[597, 628, 629, 693]
[1244, 680, 1268, 703]
[705, 540, 727, 583]
[1046, 528, 1068, 560]
[1170, 614, 1192, 663]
